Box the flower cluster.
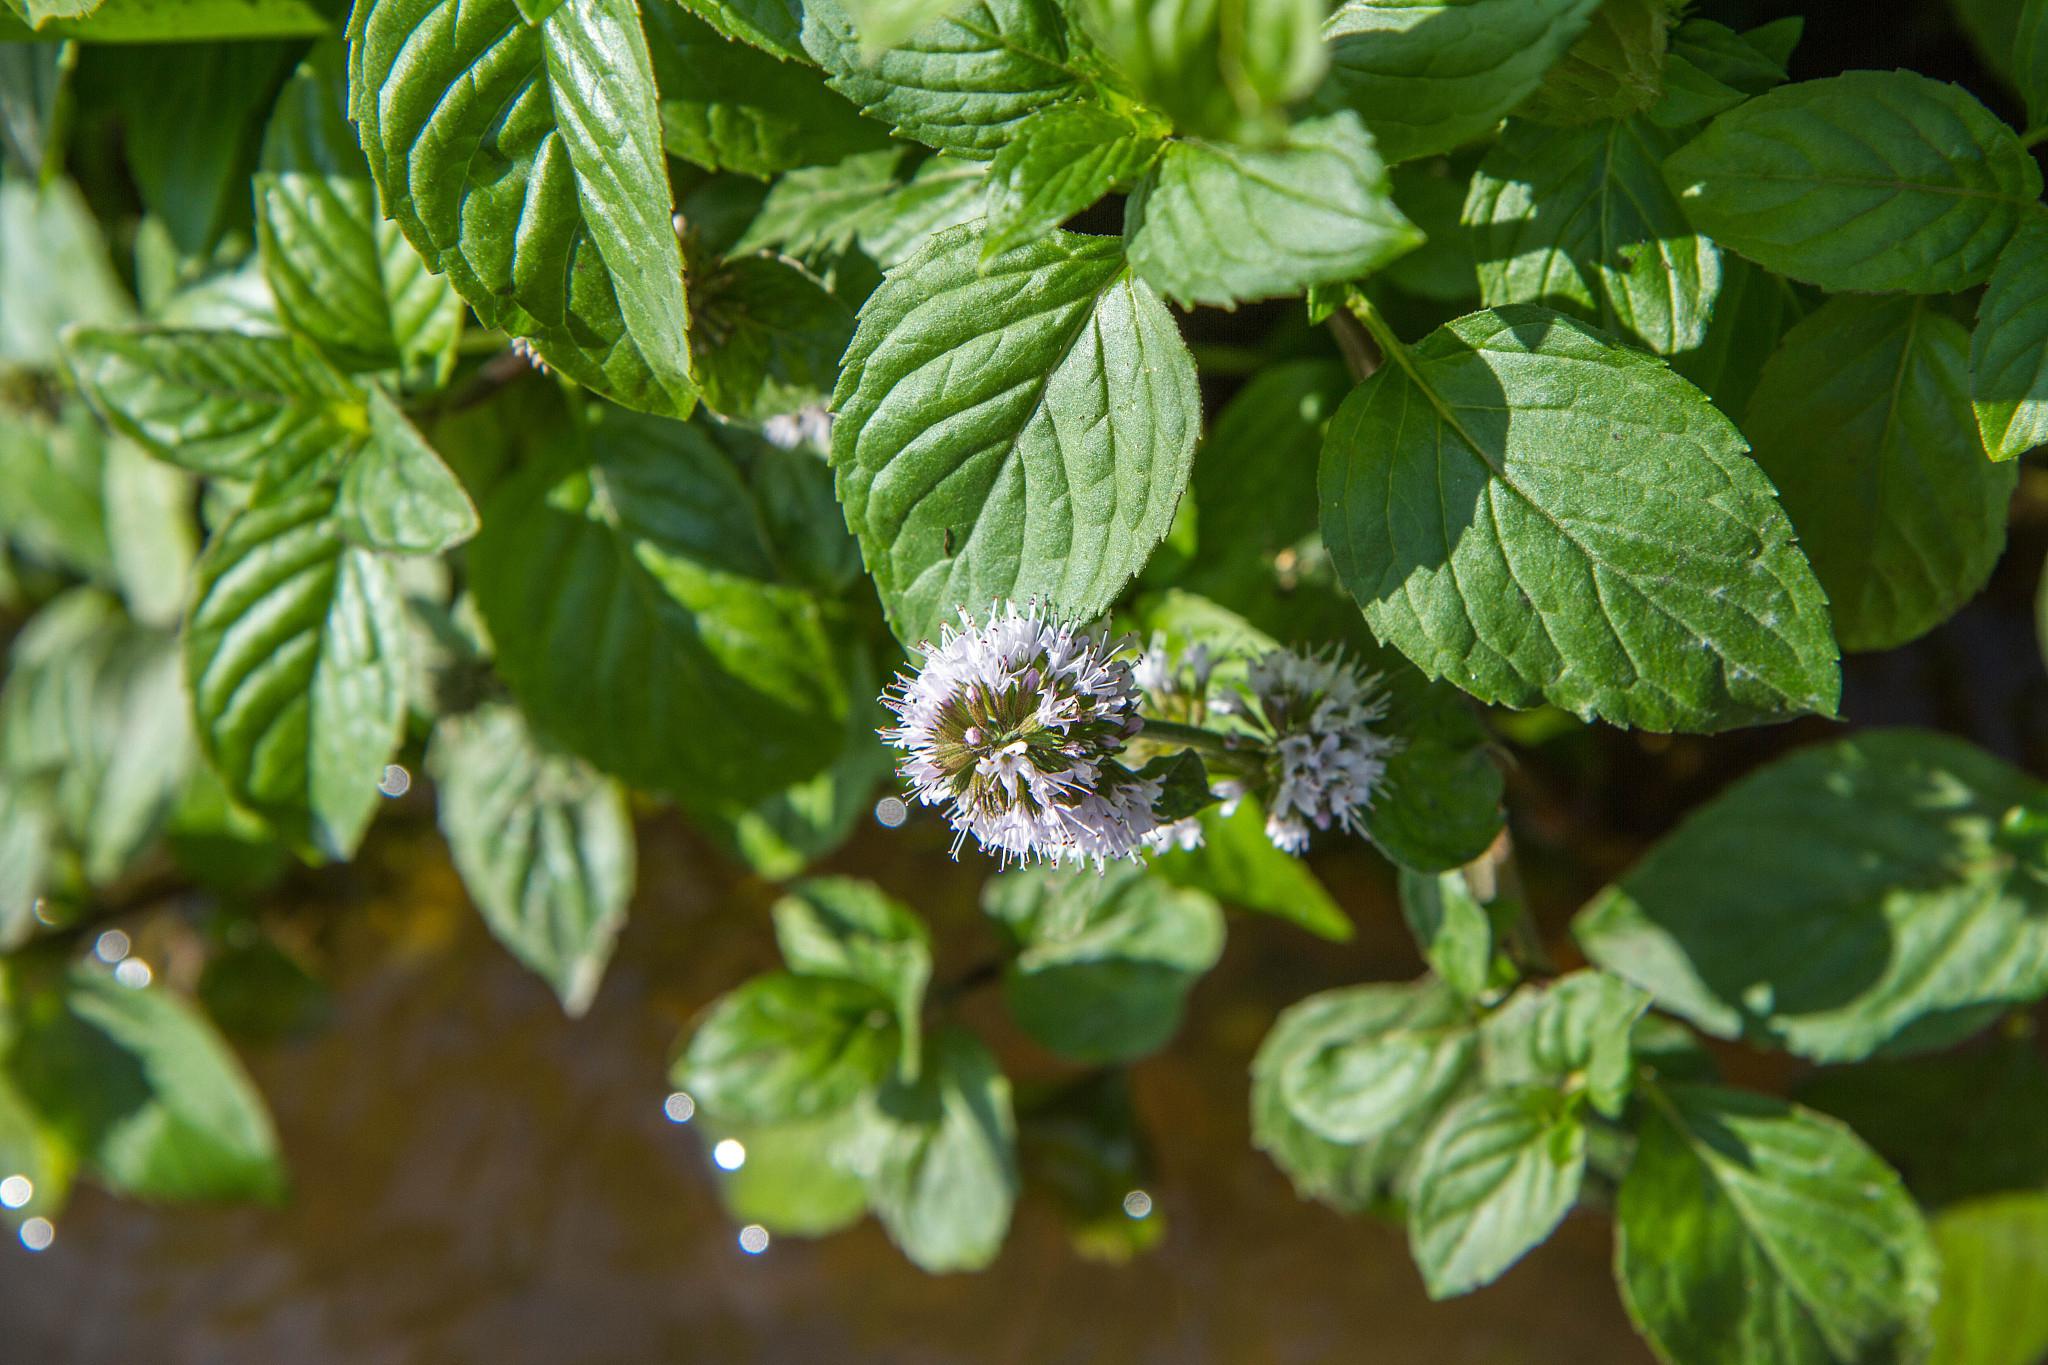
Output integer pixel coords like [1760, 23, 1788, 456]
[1222, 647, 1397, 854]
[881, 602, 1165, 867]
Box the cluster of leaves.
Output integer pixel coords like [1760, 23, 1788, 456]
[2, 0, 2048, 1361]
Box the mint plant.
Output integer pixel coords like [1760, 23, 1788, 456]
[2, 0, 2048, 1360]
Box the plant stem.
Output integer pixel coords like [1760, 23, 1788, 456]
[1343, 290, 1410, 367]
[2023, 124, 2048, 149]
[1326, 306, 1381, 383]
[1133, 717, 1267, 781]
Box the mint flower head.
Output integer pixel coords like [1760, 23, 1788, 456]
[1225, 647, 1397, 854]
[881, 601, 1164, 867]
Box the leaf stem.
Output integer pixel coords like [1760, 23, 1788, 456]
[1343, 290, 1410, 368]
[2023, 124, 2048, 149]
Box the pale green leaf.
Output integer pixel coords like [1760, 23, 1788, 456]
[1152, 798, 1353, 942]
[1398, 867, 1494, 1000]
[102, 438, 198, 630]
[1576, 729, 2048, 1064]
[1315, 0, 1603, 164]
[1744, 294, 2013, 652]
[1466, 116, 1719, 355]
[841, 0, 968, 52]
[431, 701, 635, 1017]
[1278, 975, 1476, 1144]
[1479, 969, 1648, 1115]
[832, 224, 1198, 645]
[699, 1110, 872, 1237]
[1663, 70, 2042, 294]
[858, 1025, 1017, 1273]
[677, 972, 898, 1125]
[1617, 1084, 1939, 1365]
[1973, 218, 2048, 461]
[774, 876, 930, 1071]
[1407, 1086, 1585, 1299]
[337, 387, 479, 556]
[1076, 0, 1325, 139]
[1318, 305, 1840, 732]
[1, 0, 329, 38]
[184, 484, 407, 860]
[349, 0, 695, 416]
[1928, 1192, 2048, 1365]
[0, 178, 131, 367]
[256, 41, 464, 379]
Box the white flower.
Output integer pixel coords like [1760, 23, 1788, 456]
[762, 405, 834, 452]
[881, 601, 1163, 867]
[1142, 816, 1205, 853]
[1233, 647, 1397, 854]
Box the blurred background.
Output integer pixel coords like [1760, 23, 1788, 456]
[5, 0, 2048, 1361]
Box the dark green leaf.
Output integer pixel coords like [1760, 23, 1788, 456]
[1384, 157, 1481, 302]
[676, 971, 898, 1124]
[1125, 112, 1419, 308]
[1466, 116, 1718, 355]
[184, 483, 407, 860]
[1515, 0, 1670, 126]
[1315, 0, 1603, 164]
[468, 406, 856, 806]
[1973, 218, 2048, 462]
[1406, 1085, 1586, 1299]
[832, 224, 1198, 645]
[1663, 70, 2042, 294]
[431, 701, 635, 1017]
[1319, 305, 1840, 732]
[1361, 652, 1505, 872]
[984, 863, 1223, 1064]
[688, 253, 852, 421]
[2017, 0, 2048, 126]
[674, 0, 806, 61]
[349, 0, 695, 415]
[0, 400, 110, 581]
[982, 103, 1165, 259]
[1577, 729, 2048, 1063]
[858, 1025, 1017, 1273]
[645, 0, 893, 179]
[1745, 294, 2014, 652]
[256, 41, 464, 379]
[1648, 17, 1798, 130]
[1278, 975, 1476, 1143]
[1616, 1083, 1939, 1365]
[1667, 253, 1800, 417]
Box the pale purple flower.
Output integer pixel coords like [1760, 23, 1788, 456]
[1231, 647, 1397, 854]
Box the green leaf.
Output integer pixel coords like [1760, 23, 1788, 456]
[674, 0, 806, 62]
[1744, 294, 2014, 652]
[1973, 219, 2048, 462]
[184, 483, 407, 861]
[1927, 1192, 2048, 1365]
[799, 0, 1089, 157]
[2017, 0, 2048, 126]
[1075, 0, 1325, 139]
[982, 103, 1165, 259]
[1315, 0, 1603, 165]
[984, 864, 1224, 1064]
[103, 438, 199, 630]
[0, 178, 132, 368]
[1278, 975, 1476, 1144]
[1616, 1083, 1939, 1365]
[677, 971, 898, 1125]
[1466, 116, 1719, 355]
[1251, 979, 1476, 1213]
[348, 0, 695, 416]
[0, 400, 111, 581]
[1015, 1071, 1162, 1263]
[699, 1110, 872, 1237]
[1125, 111, 1419, 309]
[1398, 867, 1494, 1000]
[64, 328, 367, 487]
[1515, 0, 1670, 126]
[98, 41, 297, 260]
[0, 783, 54, 949]
[840, 0, 969, 53]
[733, 147, 985, 268]
[1798, 1039, 2048, 1209]
[1479, 970, 1648, 1116]
[1663, 70, 2042, 294]
[1, 590, 194, 886]
[0, 1066, 72, 1221]
[337, 387, 480, 556]
[687, 253, 853, 421]
[858, 1025, 1017, 1273]
[430, 701, 635, 1017]
[773, 876, 931, 1071]
[1384, 157, 1481, 303]
[255, 41, 464, 380]
[1319, 305, 1840, 732]
[1648, 17, 1798, 130]
[644, 1, 894, 179]
[468, 406, 855, 806]
[12, 966, 285, 1203]
[1576, 729, 2048, 1064]
[1152, 798, 1352, 942]
[1, 0, 330, 38]
[832, 224, 1198, 645]
[1667, 253, 1800, 418]
[1360, 650, 1505, 872]
[696, 695, 891, 878]
[1406, 1086, 1586, 1299]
